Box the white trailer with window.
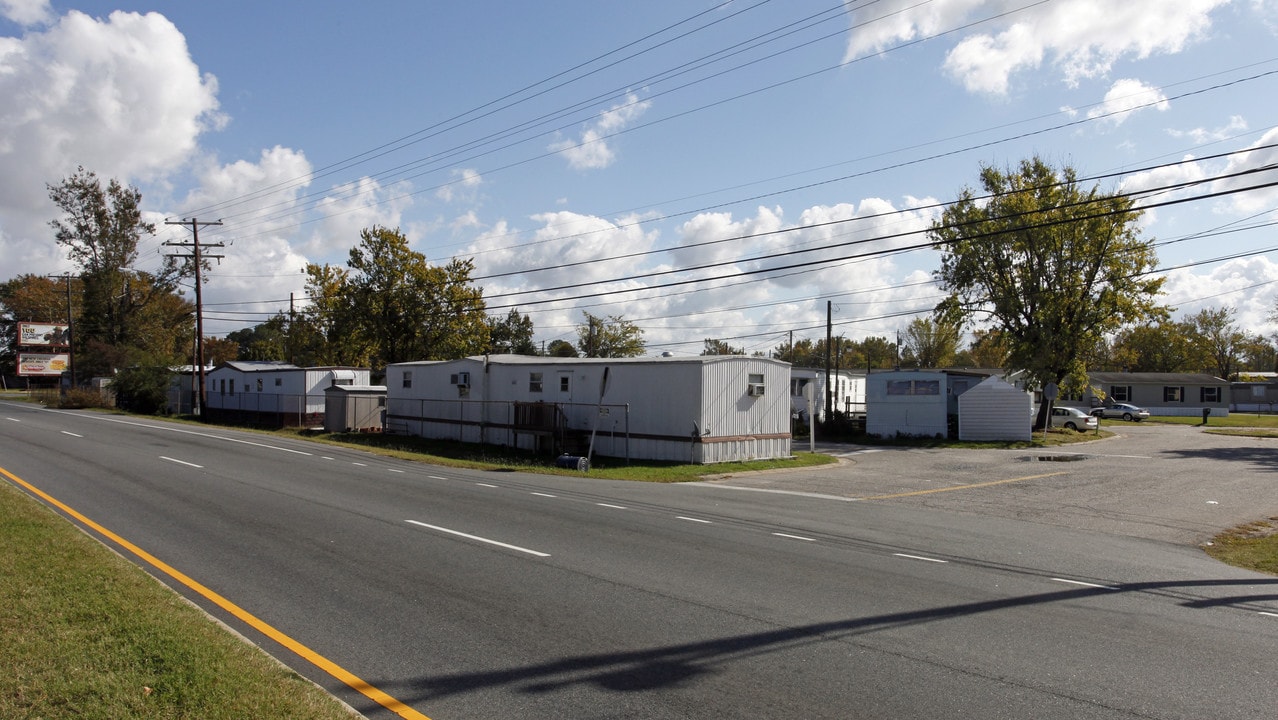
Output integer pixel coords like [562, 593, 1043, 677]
[386, 355, 791, 464]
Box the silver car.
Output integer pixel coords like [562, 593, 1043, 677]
[1089, 402, 1150, 421]
[1050, 406, 1098, 432]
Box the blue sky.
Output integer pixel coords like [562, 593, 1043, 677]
[3, 0, 1278, 357]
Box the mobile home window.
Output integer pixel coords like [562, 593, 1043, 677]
[559, 376, 570, 392]
[220, 379, 226, 395]
[1200, 386, 1220, 403]
[1109, 385, 1131, 402]
[530, 372, 543, 392]
[257, 378, 263, 392]
[402, 371, 412, 389]
[1163, 386, 1184, 402]
[275, 377, 283, 387]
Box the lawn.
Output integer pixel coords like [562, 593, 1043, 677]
[0, 480, 358, 720]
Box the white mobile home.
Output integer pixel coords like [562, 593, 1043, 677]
[865, 369, 988, 439]
[385, 355, 792, 464]
[204, 361, 371, 427]
[790, 368, 866, 422]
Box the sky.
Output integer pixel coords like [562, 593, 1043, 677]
[3, 0, 1278, 358]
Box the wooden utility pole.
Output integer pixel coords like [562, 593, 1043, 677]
[164, 218, 223, 416]
[49, 274, 77, 388]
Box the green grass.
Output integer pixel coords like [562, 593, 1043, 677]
[287, 429, 839, 481]
[0, 481, 358, 720]
[1204, 517, 1278, 577]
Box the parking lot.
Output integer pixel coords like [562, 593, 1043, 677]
[702, 423, 1278, 545]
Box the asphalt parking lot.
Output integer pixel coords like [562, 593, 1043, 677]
[701, 423, 1278, 545]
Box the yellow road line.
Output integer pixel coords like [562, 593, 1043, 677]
[0, 465, 430, 720]
[859, 471, 1069, 500]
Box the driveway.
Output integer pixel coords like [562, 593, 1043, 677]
[701, 423, 1278, 545]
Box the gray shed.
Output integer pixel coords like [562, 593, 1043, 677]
[324, 384, 387, 433]
[957, 376, 1031, 442]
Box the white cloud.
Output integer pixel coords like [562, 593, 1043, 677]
[1, 0, 51, 26]
[1160, 256, 1278, 336]
[549, 93, 652, 170]
[847, 0, 1228, 95]
[1168, 115, 1249, 144]
[1209, 127, 1278, 214]
[0, 9, 223, 278]
[308, 176, 414, 259]
[1087, 78, 1169, 126]
[435, 168, 482, 203]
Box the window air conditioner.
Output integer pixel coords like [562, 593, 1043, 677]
[748, 383, 765, 397]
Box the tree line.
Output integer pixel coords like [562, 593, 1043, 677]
[5, 160, 1277, 423]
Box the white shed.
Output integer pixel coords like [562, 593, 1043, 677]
[385, 355, 792, 464]
[957, 376, 1031, 442]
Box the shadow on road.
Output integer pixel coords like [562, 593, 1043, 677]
[371, 577, 1277, 705]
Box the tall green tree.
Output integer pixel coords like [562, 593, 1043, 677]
[304, 226, 489, 369]
[576, 312, 645, 358]
[1108, 321, 1205, 373]
[930, 157, 1165, 428]
[486, 309, 537, 355]
[47, 167, 191, 378]
[899, 316, 961, 368]
[1188, 306, 1245, 379]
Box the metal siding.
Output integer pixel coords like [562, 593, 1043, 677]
[957, 377, 1031, 441]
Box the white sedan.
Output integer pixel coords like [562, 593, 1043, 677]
[1050, 406, 1098, 432]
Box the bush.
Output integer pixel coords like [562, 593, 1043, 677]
[111, 365, 171, 414]
[58, 387, 110, 409]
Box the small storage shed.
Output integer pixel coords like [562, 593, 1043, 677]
[385, 355, 791, 464]
[957, 376, 1031, 442]
[324, 384, 387, 433]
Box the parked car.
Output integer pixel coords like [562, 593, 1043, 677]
[1089, 402, 1150, 421]
[1050, 406, 1098, 432]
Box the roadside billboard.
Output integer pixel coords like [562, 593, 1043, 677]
[18, 353, 71, 377]
[18, 322, 71, 347]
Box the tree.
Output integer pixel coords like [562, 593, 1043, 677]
[701, 338, 743, 356]
[227, 318, 289, 362]
[930, 157, 1165, 429]
[1188, 306, 1245, 379]
[576, 312, 645, 358]
[899, 316, 961, 368]
[857, 336, 897, 370]
[546, 339, 578, 357]
[304, 226, 489, 369]
[486, 309, 537, 355]
[1108, 321, 1205, 373]
[966, 328, 1010, 368]
[47, 168, 191, 378]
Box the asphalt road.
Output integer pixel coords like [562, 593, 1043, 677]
[2, 402, 1276, 719]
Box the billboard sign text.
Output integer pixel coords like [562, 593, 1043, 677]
[18, 322, 71, 347]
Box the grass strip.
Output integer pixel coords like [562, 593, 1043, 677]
[1205, 517, 1278, 577]
[0, 480, 358, 720]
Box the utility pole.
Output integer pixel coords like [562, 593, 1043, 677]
[49, 274, 77, 388]
[824, 300, 832, 421]
[165, 218, 223, 416]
